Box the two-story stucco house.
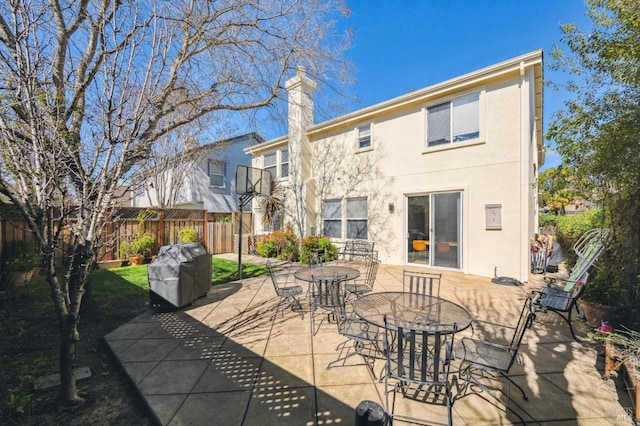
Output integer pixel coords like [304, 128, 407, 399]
[246, 50, 544, 282]
[134, 133, 263, 212]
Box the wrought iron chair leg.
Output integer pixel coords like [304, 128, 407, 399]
[502, 372, 527, 401]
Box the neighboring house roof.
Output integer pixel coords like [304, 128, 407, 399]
[193, 132, 264, 155]
[246, 50, 545, 166]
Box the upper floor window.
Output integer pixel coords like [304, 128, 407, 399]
[281, 149, 289, 178]
[357, 124, 371, 150]
[208, 160, 225, 188]
[263, 149, 289, 179]
[264, 152, 277, 178]
[427, 92, 479, 147]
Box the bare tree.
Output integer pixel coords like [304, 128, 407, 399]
[0, 0, 350, 406]
[139, 124, 207, 208]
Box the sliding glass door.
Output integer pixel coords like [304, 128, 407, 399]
[407, 192, 462, 269]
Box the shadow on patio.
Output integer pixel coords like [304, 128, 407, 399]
[104, 255, 635, 425]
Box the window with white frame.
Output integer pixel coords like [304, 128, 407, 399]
[322, 197, 368, 239]
[263, 152, 277, 178]
[427, 92, 480, 147]
[346, 197, 368, 239]
[357, 124, 371, 149]
[322, 199, 342, 239]
[208, 160, 225, 188]
[281, 149, 289, 178]
[263, 149, 290, 179]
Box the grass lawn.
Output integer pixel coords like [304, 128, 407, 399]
[91, 257, 268, 301]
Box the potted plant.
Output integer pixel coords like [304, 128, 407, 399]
[4, 242, 40, 288]
[579, 265, 619, 327]
[591, 326, 640, 422]
[129, 233, 155, 265]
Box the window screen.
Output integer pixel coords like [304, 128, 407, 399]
[281, 149, 289, 178]
[264, 152, 277, 178]
[358, 124, 371, 149]
[346, 197, 368, 239]
[208, 160, 225, 188]
[452, 93, 479, 142]
[323, 200, 342, 239]
[427, 102, 451, 147]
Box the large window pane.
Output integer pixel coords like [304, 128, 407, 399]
[347, 220, 367, 239]
[281, 149, 289, 177]
[427, 102, 450, 147]
[358, 124, 371, 149]
[209, 160, 225, 187]
[264, 152, 277, 178]
[346, 197, 367, 239]
[452, 93, 479, 142]
[323, 200, 342, 238]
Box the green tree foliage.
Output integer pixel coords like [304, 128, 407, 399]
[538, 167, 583, 215]
[547, 0, 640, 327]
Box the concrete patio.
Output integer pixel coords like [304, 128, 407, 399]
[104, 254, 635, 425]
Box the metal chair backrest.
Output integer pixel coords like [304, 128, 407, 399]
[403, 270, 442, 298]
[563, 228, 609, 292]
[329, 276, 349, 326]
[266, 260, 283, 291]
[363, 259, 381, 288]
[384, 316, 455, 386]
[505, 297, 536, 372]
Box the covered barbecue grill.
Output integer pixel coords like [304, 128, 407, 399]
[148, 243, 212, 309]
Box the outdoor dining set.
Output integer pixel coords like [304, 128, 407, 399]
[265, 244, 538, 426]
[262, 230, 611, 425]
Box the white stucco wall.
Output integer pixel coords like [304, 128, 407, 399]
[248, 51, 543, 283]
[308, 67, 539, 282]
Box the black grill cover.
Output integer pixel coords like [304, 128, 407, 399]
[148, 243, 212, 308]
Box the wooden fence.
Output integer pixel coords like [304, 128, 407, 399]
[0, 204, 252, 260]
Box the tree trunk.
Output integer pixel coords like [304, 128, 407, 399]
[59, 313, 84, 405]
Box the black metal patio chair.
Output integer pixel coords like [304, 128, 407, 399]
[266, 261, 304, 319]
[326, 277, 381, 378]
[403, 270, 442, 298]
[457, 297, 536, 421]
[345, 259, 380, 300]
[383, 316, 458, 426]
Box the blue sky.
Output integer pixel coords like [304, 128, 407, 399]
[338, 0, 593, 171]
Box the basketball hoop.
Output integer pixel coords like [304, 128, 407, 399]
[235, 165, 272, 279]
[236, 165, 272, 197]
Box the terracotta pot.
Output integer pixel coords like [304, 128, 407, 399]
[7, 270, 34, 288]
[129, 255, 144, 266]
[97, 260, 124, 269]
[579, 299, 612, 327]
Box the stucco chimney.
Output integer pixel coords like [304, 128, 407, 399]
[285, 66, 317, 236]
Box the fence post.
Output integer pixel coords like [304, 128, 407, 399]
[157, 209, 164, 248]
[203, 210, 209, 251]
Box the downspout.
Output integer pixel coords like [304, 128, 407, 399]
[519, 61, 529, 282]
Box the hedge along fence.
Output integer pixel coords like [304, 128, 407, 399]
[0, 204, 252, 261]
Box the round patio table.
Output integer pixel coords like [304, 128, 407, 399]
[352, 291, 472, 333]
[294, 265, 360, 282]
